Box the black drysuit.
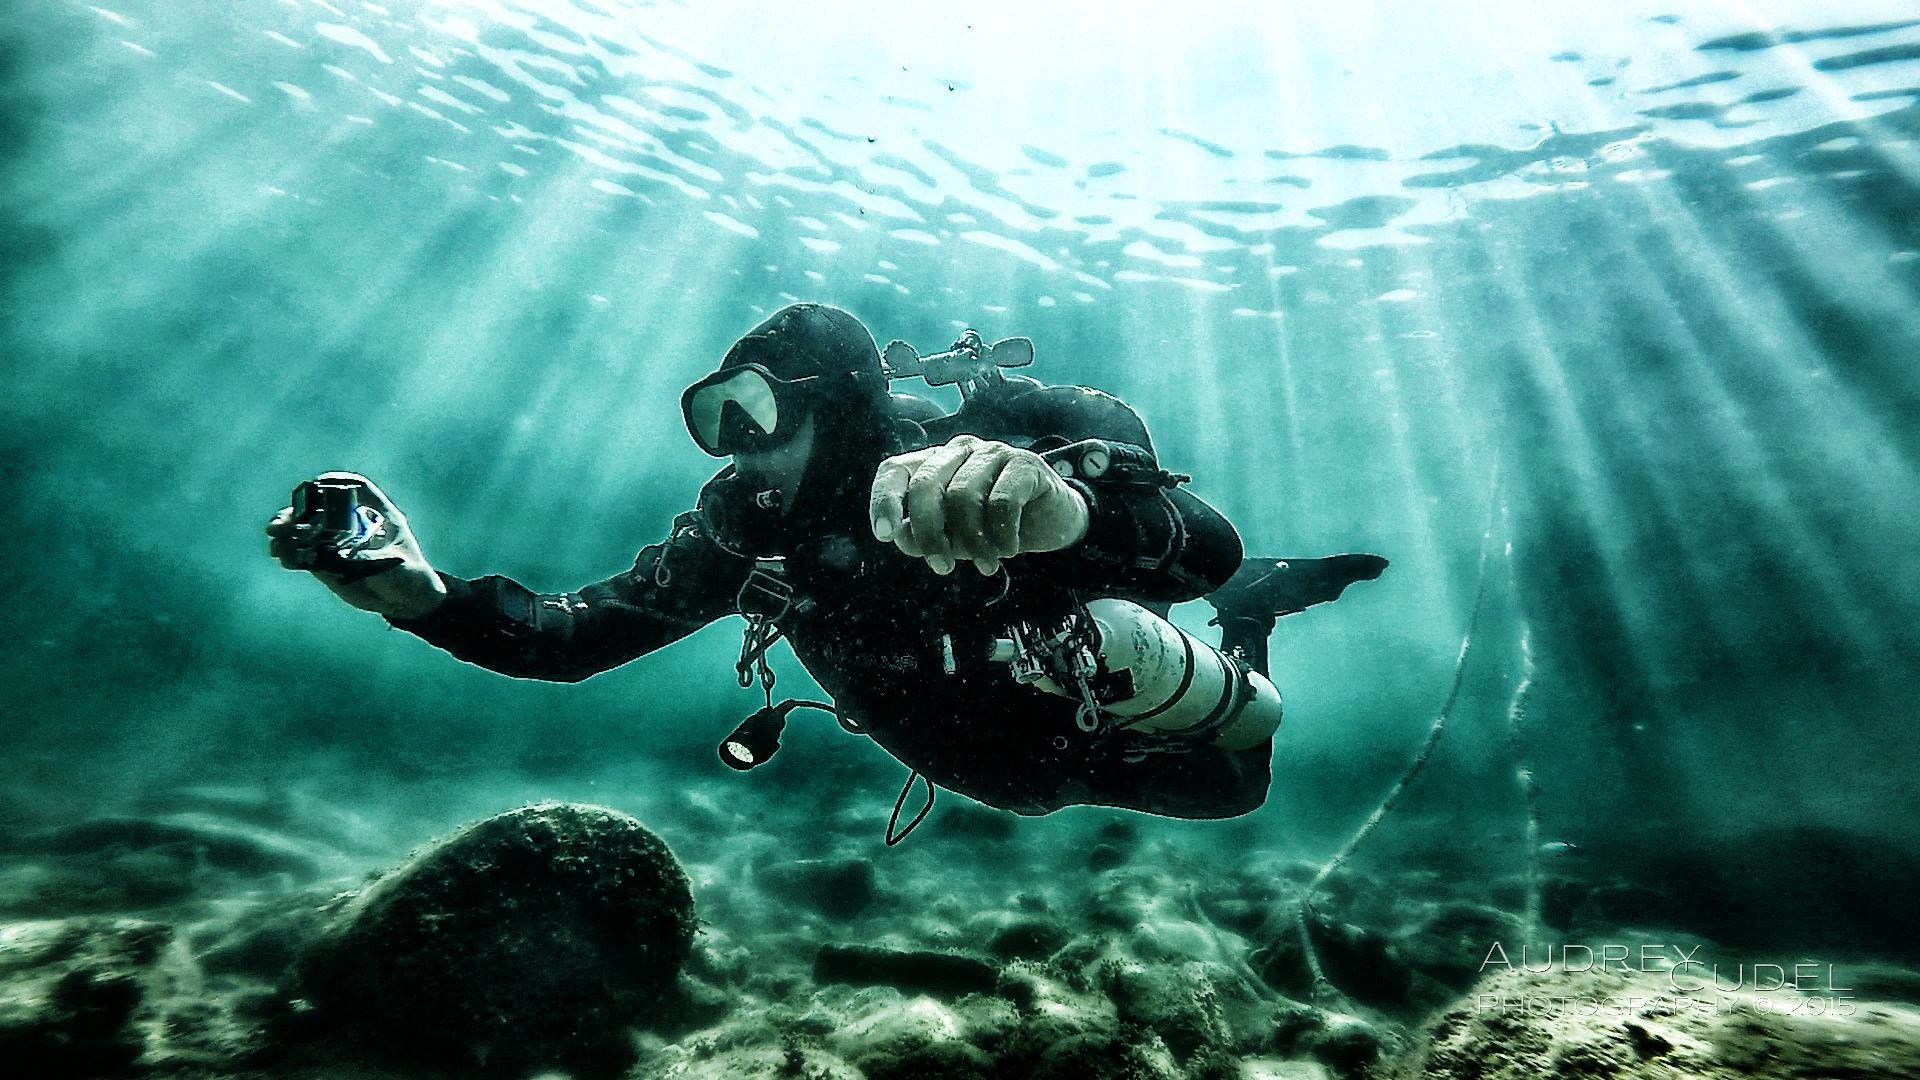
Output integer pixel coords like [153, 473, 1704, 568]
[388, 378, 1272, 820]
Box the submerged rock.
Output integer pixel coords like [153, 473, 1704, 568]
[757, 855, 879, 920]
[1295, 1010, 1393, 1078]
[0, 918, 170, 1078]
[985, 915, 1073, 961]
[1384, 964, 1920, 1079]
[293, 802, 696, 1076]
[1394, 901, 1527, 990]
[1253, 908, 1413, 1011]
[0, 914, 302, 1075]
[1102, 958, 1231, 1059]
[813, 942, 999, 998]
[1026, 1030, 1187, 1080]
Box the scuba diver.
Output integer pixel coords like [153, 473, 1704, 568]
[267, 303, 1384, 841]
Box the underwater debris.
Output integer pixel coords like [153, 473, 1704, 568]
[1502, 502, 1547, 945]
[1255, 909, 1420, 1013]
[292, 802, 696, 1076]
[921, 800, 1019, 841]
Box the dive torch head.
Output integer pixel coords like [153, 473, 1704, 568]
[718, 704, 790, 770]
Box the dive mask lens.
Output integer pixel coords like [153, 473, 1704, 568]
[682, 366, 784, 456]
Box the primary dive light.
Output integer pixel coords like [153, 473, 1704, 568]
[719, 705, 787, 770]
[717, 699, 840, 771]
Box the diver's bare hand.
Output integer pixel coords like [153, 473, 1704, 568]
[265, 472, 448, 620]
[869, 435, 1090, 576]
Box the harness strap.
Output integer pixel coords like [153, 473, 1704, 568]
[1126, 626, 1199, 725]
[1182, 653, 1254, 743]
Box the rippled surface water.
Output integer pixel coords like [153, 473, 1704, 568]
[4, 0, 1919, 967]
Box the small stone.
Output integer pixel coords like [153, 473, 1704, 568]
[857, 1037, 995, 1080]
[986, 917, 1072, 961]
[1031, 1030, 1183, 1080]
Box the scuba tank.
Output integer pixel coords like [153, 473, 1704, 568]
[993, 596, 1283, 754]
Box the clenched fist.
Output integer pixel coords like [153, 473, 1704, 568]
[869, 435, 1090, 576]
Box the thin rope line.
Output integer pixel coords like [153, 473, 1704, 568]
[1290, 461, 1503, 1004]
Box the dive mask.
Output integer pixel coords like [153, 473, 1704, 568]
[680, 363, 829, 457]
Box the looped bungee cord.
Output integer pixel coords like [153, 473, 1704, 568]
[885, 771, 936, 846]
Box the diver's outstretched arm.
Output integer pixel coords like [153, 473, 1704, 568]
[385, 511, 748, 682]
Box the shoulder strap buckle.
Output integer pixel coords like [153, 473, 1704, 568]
[736, 558, 794, 623]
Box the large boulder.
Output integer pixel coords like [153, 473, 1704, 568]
[293, 802, 696, 1076]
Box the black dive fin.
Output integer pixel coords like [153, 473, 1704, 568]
[1206, 553, 1388, 623]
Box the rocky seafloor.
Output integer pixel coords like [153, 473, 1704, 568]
[3, 787, 1918, 1080]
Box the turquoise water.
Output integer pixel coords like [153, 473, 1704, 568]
[4, 1, 1920, 1067]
